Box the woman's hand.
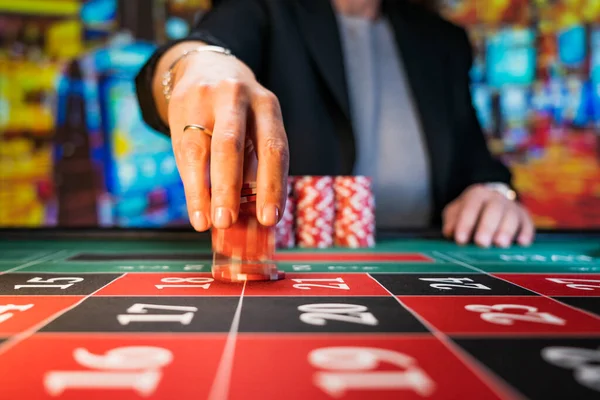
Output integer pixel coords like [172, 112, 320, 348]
[155, 44, 289, 232]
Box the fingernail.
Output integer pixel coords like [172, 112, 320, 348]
[497, 235, 510, 248]
[261, 204, 279, 226]
[192, 211, 209, 231]
[456, 232, 468, 244]
[213, 207, 232, 228]
[518, 236, 531, 247]
[477, 234, 491, 247]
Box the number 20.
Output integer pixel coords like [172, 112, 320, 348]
[298, 304, 378, 326]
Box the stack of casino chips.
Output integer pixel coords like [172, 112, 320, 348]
[275, 178, 296, 248]
[333, 176, 375, 248]
[293, 176, 335, 248]
[211, 181, 286, 282]
[272, 175, 375, 249]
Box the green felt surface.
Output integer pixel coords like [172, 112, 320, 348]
[0, 236, 598, 274]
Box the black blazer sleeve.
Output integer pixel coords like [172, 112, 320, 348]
[134, 0, 268, 136]
[450, 28, 514, 189]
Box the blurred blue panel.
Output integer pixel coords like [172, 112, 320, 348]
[558, 25, 586, 67]
[592, 83, 600, 125]
[471, 84, 493, 131]
[591, 29, 600, 83]
[500, 86, 530, 123]
[80, 0, 117, 27]
[486, 28, 536, 87]
[166, 17, 190, 40]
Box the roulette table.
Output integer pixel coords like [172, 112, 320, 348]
[0, 229, 598, 400]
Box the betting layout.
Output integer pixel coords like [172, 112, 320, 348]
[0, 239, 599, 399]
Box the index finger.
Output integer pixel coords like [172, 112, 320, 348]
[252, 90, 289, 226]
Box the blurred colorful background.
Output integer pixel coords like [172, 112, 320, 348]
[0, 0, 599, 229]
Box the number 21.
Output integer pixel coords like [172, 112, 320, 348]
[292, 278, 350, 290]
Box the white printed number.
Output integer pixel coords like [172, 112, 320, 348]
[546, 278, 600, 292]
[419, 277, 491, 291]
[44, 346, 173, 396]
[292, 278, 350, 290]
[14, 277, 83, 290]
[309, 347, 435, 397]
[117, 303, 198, 326]
[0, 303, 34, 324]
[298, 304, 378, 326]
[154, 277, 213, 290]
[465, 304, 566, 326]
[542, 346, 600, 393]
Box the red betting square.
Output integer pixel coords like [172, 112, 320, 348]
[495, 274, 600, 297]
[0, 296, 82, 335]
[0, 334, 226, 400]
[273, 252, 433, 262]
[244, 273, 389, 296]
[228, 334, 504, 400]
[94, 273, 243, 296]
[399, 296, 600, 336]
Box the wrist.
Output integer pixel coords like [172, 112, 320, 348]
[484, 182, 517, 201]
[152, 41, 208, 121]
[161, 45, 235, 102]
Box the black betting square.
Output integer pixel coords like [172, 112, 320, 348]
[555, 297, 600, 317]
[454, 337, 600, 400]
[370, 273, 535, 296]
[238, 296, 429, 334]
[0, 274, 122, 296]
[40, 297, 239, 333]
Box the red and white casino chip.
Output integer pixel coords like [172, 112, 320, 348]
[334, 176, 375, 248]
[276, 178, 296, 249]
[294, 176, 335, 248]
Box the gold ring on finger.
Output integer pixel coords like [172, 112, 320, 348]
[184, 124, 213, 137]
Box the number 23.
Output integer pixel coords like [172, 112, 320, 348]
[465, 304, 566, 326]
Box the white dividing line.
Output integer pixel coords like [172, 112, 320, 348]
[366, 273, 525, 400]
[0, 273, 127, 357]
[0, 250, 67, 275]
[208, 280, 247, 400]
[433, 251, 600, 322]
